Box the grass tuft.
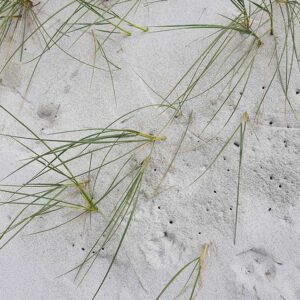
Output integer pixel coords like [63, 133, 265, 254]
[156, 243, 209, 300]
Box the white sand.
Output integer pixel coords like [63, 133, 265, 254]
[0, 1, 299, 299]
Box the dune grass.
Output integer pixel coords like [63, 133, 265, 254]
[156, 243, 209, 300]
[0, 0, 49, 62]
[72, 154, 154, 299]
[0, 0, 149, 94]
[0, 104, 166, 296]
[153, 0, 299, 131]
[0, 0, 299, 298]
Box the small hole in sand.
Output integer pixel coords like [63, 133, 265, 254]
[279, 184, 282, 188]
[169, 220, 173, 224]
[154, 168, 157, 171]
[164, 231, 168, 237]
[214, 190, 217, 194]
[158, 206, 161, 209]
[270, 176, 273, 180]
[269, 121, 273, 125]
[81, 248, 85, 251]
[230, 207, 232, 211]
[233, 141, 240, 147]
[268, 208, 272, 211]
[262, 86, 265, 90]
[227, 168, 230, 172]
[198, 232, 201, 235]
[296, 89, 300, 95]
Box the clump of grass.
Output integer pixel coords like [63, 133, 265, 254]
[152, 0, 299, 133]
[157, 243, 209, 300]
[0, 104, 166, 255]
[0, 0, 150, 94]
[0, 104, 167, 296]
[69, 154, 153, 299]
[0, 0, 47, 62]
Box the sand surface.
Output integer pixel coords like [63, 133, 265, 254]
[0, 1, 299, 299]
